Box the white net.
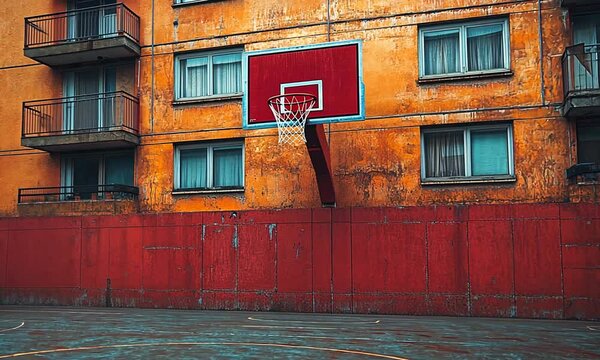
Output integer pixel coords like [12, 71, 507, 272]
[268, 93, 317, 145]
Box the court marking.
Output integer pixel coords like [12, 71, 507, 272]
[587, 326, 599, 331]
[0, 342, 409, 359]
[0, 309, 122, 315]
[0, 322, 24, 334]
[247, 316, 380, 325]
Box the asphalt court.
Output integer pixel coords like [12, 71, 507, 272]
[0, 306, 598, 359]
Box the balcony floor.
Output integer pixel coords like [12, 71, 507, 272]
[24, 36, 140, 67]
[562, 89, 600, 118]
[21, 129, 139, 152]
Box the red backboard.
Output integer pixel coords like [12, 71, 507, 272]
[243, 40, 365, 128]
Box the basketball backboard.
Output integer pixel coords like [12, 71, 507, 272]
[243, 40, 365, 129]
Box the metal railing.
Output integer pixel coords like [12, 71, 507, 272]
[24, 3, 140, 48]
[18, 184, 139, 203]
[562, 43, 600, 97]
[22, 91, 139, 138]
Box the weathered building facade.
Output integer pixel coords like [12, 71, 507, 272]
[0, 0, 598, 319]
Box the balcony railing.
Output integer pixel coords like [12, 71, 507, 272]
[24, 3, 139, 49]
[22, 91, 139, 138]
[562, 43, 600, 97]
[18, 184, 139, 203]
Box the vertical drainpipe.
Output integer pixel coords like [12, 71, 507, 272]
[538, 0, 546, 105]
[327, 0, 331, 42]
[151, 0, 155, 132]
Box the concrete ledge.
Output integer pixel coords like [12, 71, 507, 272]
[22, 130, 139, 152]
[562, 90, 600, 118]
[17, 199, 138, 217]
[24, 36, 140, 66]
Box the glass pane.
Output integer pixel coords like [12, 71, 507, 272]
[467, 24, 504, 71]
[180, 148, 207, 189]
[213, 53, 242, 95]
[182, 57, 209, 98]
[471, 130, 509, 176]
[73, 157, 99, 200]
[424, 131, 465, 177]
[213, 147, 243, 187]
[423, 29, 460, 75]
[577, 123, 600, 164]
[105, 153, 134, 185]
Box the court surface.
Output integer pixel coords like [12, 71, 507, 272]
[0, 306, 598, 359]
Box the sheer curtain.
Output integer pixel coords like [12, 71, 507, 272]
[573, 15, 599, 90]
[213, 148, 243, 187]
[180, 148, 207, 189]
[467, 24, 504, 71]
[213, 53, 242, 95]
[105, 154, 134, 185]
[184, 57, 209, 97]
[425, 132, 465, 177]
[424, 30, 460, 75]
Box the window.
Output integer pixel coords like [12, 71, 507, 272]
[174, 141, 244, 191]
[61, 151, 134, 199]
[577, 120, 600, 164]
[421, 124, 514, 182]
[419, 18, 510, 78]
[175, 49, 243, 100]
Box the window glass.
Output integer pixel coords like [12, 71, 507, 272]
[423, 29, 460, 76]
[176, 50, 242, 99]
[420, 19, 508, 77]
[467, 24, 504, 71]
[213, 53, 242, 95]
[471, 130, 509, 175]
[105, 154, 134, 185]
[578, 122, 600, 164]
[424, 131, 465, 177]
[182, 57, 209, 98]
[213, 147, 243, 187]
[180, 148, 208, 189]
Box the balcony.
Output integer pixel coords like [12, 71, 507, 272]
[18, 185, 139, 216]
[24, 3, 140, 66]
[22, 91, 139, 152]
[562, 44, 600, 118]
[567, 163, 600, 183]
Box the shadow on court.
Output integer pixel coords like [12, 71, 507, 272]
[0, 306, 598, 359]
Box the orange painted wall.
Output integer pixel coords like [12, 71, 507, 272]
[0, 0, 594, 216]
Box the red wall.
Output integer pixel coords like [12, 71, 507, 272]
[1, 203, 598, 320]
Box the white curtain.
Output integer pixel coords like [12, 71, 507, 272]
[213, 148, 243, 187]
[180, 148, 207, 189]
[425, 132, 465, 177]
[105, 154, 134, 185]
[424, 30, 460, 75]
[467, 24, 504, 71]
[212, 53, 242, 95]
[184, 57, 209, 97]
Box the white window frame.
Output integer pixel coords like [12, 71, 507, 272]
[418, 18, 510, 79]
[174, 141, 245, 191]
[174, 48, 243, 100]
[420, 123, 514, 183]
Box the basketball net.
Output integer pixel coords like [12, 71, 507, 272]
[268, 93, 317, 145]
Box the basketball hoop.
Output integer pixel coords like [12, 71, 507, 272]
[268, 93, 317, 145]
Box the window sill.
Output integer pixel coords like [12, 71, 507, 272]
[173, 94, 243, 106]
[417, 70, 513, 85]
[172, 0, 223, 8]
[172, 188, 244, 195]
[421, 176, 516, 186]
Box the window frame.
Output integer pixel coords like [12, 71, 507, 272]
[61, 150, 135, 188]
[418, 18, 511, 79]
[420, 123, 515, 183]
[174, 140, 245, 192]
[174, 48, 243, 101]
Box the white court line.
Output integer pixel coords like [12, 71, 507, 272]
[0, 310, 122, 315]
[242, 324, 341, 331]
[247, 316, 381, 325]
[0, 322, 24, 334]
[587, 326, 599, 331]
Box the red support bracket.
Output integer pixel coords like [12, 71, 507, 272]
[305, 124, 336, 207]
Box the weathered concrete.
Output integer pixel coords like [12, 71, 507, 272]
[24, 36, 141, 67]
[0, 306, 598, 359]
[562, 90, 600, 118]
[21, 129, 140, 153]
